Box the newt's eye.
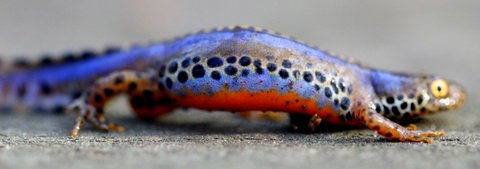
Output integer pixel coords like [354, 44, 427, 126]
[430, 79, 449, 98]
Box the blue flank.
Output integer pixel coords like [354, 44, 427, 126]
[163, 29, 350, 111]
[3, 28, 381, 112]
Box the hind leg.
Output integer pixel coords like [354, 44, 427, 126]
[128, 83, 177, 121]
[69, 70, 176, 138]
[289, 113, 322, 133]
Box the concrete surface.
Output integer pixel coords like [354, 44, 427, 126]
[0, 1, 479, 169]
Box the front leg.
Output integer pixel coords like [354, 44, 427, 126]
[354, 102, 444, 143]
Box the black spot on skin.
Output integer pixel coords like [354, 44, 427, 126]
[383, 105, 390, 115]
[192, 56, 201, 63]
[314, 84, 320, 91]
[402, 113, 411, 120]
[324, 87, 332, 98]
[241, 69, 250, 76]
[207, 57, 223, 68]
[40, 82, 52, 95]
[334, 99, 339, 106]
[400, 102, 408, 110]
[347, 84, 353, 94]
[315, 71, 326, 83]
[301, 105, 306, 110]
[410, 103, 416, 111]
[80, 50, 96, 60]
[303, 71, 313, 82]
[239, 56, 252, 66]
[254, 60, 263, 74]
[254, 59, 262, 67]
[279, 69, 289, 79]
[192, 65, 206, 78]
[386, 97, 395, 104]
[375, 103, 382, 113]
[255, 67, 264, 74]
[226, 56, 237, 64]
[61, 53, 77, 63]
[339, 115, 346, 122]
[166, 78, 173, 89]
[39, 56, 54, 66]
[103, 46, 121, 55]
[293, 70, 300, 78]
[114, 75, 125, 85]
[331, 79, 339, 94]
[397, 95, 404, 100]
[345, 112, 353, 121]
[339, 79, 346, 92]
[282, 60, 292, 68]
[128, 82, 137, 92]
[417, 95, 424, 105]
[144, 97, 155, 109]
[408, 93, 415, 99]
[392, 106, 401, 116]
[156, 97, 173, 105]
[177, 71, 188, 83]
[158, 65, 166, 78]
[143, 89, 154, 98]
[103, 88, 114, 97]
[168, 61, 178, 73]
[131, 95, 144, 107]
[267, 63, 277, 72]
[224, 65, 238, 76]
[94, 93, 103, 103]
[211, 71, 221, 80]
[420, 107, 426, 113]
[340, 97, 350, 110]
[181, 58, 191, 68]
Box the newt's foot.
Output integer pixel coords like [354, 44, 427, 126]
[405, 124, 445, 143]
[400, 130, 445, 143]
[68, 98, 124, 138]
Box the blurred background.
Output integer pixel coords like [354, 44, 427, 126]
[1, 1, 478, 90]
[0, 1, 479, 169]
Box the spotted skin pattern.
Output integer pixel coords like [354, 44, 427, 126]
[0, 26, 466, 143]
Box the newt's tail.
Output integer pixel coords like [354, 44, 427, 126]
[0, 44, 166, 113]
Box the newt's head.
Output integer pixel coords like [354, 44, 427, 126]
[370, 71, 466, 119]
[422, 77, 466, 112]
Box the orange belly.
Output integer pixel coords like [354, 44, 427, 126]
[172, 89, 349, 125]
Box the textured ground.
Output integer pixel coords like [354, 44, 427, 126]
[1, 1, 480, 169]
